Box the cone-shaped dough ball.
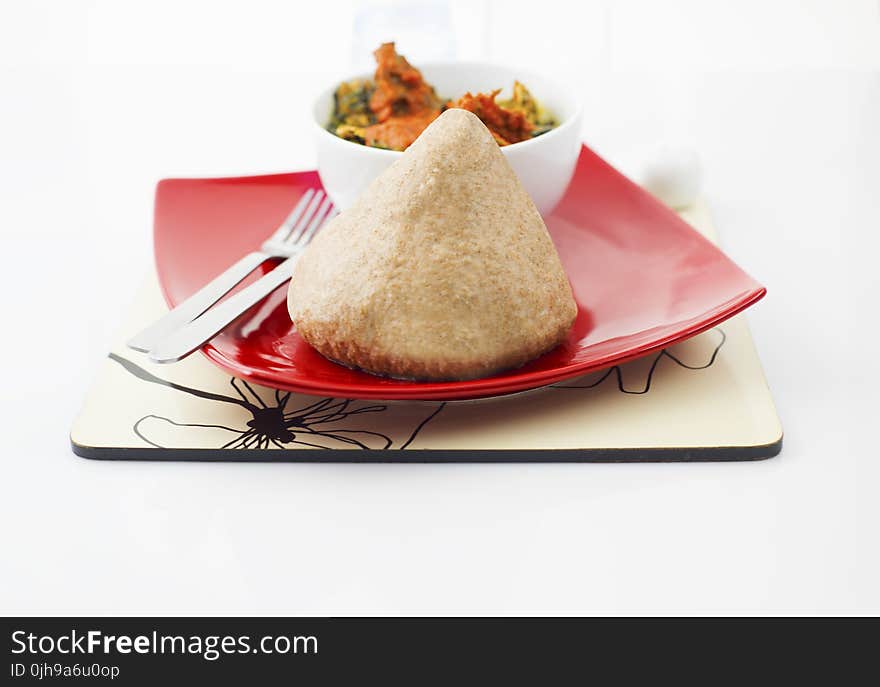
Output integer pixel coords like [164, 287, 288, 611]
[288, 108, 577, 381]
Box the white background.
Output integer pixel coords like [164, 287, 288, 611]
[1, 0, 878, 614]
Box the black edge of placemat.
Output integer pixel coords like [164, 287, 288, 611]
[71, 435, 782, 463]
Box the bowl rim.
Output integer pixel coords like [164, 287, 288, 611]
[311, 59, 584, 158]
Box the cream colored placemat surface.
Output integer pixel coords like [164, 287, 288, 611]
[71, 199, 782, 461]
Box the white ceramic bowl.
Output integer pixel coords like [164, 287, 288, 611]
[312, 62, 583, 215]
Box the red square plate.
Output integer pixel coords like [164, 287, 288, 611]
[153, 145, 765, 400]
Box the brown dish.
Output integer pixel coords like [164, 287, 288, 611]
[290, 109, 577, 382]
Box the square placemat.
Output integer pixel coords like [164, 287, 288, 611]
[71, 199, 782, 462]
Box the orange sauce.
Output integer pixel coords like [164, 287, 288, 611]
[363, 43, 443, 149]
[335, 43, 547, 150]
[451, 91, 534, 145]
[364, 110, 441, 151]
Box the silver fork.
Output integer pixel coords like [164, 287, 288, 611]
[127, 188, 335, 353]
[147, 192, 336, 363]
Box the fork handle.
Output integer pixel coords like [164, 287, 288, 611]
[127, 251, 269, 352]
[148, 257, 298, 363]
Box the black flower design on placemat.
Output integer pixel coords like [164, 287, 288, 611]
[108, 327, 724, 451]
[108, 354, 445, 451]
[551, 328, 726, 394]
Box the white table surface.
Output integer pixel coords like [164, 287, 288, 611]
[1, 2, 879, 615]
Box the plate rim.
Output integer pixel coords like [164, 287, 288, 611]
[189, 287, 764, 400]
